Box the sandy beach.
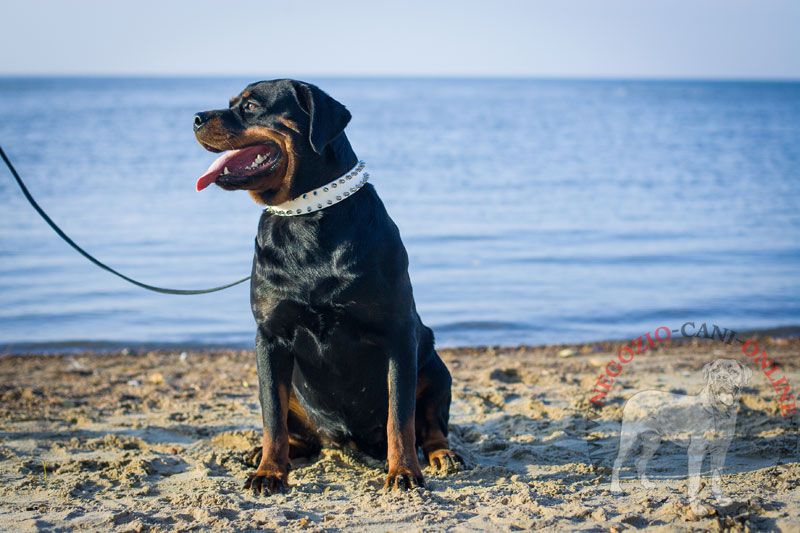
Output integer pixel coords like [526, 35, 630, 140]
[1, 332, 798, 532]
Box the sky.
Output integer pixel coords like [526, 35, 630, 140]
[1, 0, 799, 79]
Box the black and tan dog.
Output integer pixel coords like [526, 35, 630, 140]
[193, 79, 460, 494]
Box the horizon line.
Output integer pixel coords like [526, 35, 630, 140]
[1, 73, 800, 83]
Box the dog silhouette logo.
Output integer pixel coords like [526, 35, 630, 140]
[610, 358, 752, 508]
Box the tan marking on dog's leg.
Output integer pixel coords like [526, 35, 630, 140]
[245, 383, 291, 494]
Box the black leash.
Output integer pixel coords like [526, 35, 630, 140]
[0, 145, 251, 295]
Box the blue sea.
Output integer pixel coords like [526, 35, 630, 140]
[1, 77, 799, 352]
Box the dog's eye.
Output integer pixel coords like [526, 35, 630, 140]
[243, 101, 259, 112]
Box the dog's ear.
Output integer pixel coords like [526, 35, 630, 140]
[739, 360, 753, 385]
[291, 81, 352, 154]
[702, 361, 713, 382]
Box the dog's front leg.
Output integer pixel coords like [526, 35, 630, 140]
[384, 353, 424, 490]
[686, 438, 708, 502]
[245, 329, 293, 495]
[686, 438, 716, 517]
[710, 438, 732, 504]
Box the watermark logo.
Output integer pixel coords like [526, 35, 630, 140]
[609, 358, 751, 515]
[589, 322, 796, 417]
[741, 339, 796, 417]
[585, 322, 797, 519]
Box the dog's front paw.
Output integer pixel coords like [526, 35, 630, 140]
[244, 464, 289, 496]
[609, 482, 623, 494]
[675, 499, 717, 521]
[427, 449, 463, 474]
[688, 499, 716, 519]
[714, 494, 732, 506]
[384, 466, 425, 490]
[639, 476, 657, 490]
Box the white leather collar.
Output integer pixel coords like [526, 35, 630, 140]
[265, 161, 368, 216]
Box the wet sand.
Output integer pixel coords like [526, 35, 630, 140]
[1, 332, 798, 531]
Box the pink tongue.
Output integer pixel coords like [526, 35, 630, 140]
[196, 150, 238, 191]
[195, 145, 272, 191]
[196, 168, 222, 191]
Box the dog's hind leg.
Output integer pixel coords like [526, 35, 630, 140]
[636, 431, 660, 489]
[415, 347, 462, 474]
[611, 423, 638, 493]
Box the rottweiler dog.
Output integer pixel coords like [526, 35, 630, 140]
[193, 79, 460, 494]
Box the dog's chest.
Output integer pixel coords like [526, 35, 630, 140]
[250, 205, 411, 358]
[254, 215, 360, 287]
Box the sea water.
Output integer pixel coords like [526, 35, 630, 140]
[1, 77, 798, 350]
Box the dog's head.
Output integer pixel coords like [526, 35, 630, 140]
[702, 358, 752, 408]
[193, 79, 353, 205]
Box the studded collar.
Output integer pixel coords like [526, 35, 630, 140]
[264, 161, 369, 217]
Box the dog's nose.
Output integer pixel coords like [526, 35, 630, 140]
[193, 112, 210, 130]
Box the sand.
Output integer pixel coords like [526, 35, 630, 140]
[0, 332, 798, 532]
